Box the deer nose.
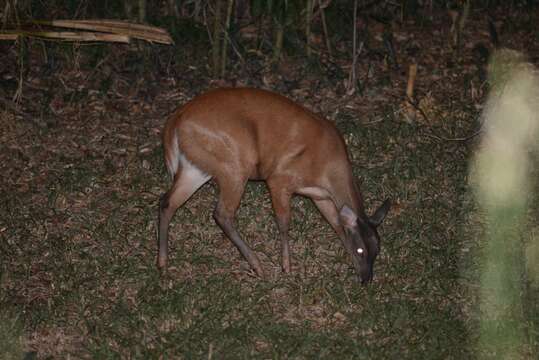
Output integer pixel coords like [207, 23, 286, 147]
[360, 271, 373, 285]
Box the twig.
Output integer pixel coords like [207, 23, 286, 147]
[318, 0, 332, 58]
[405, 98, 482, 142]
[211, 1, 222, 77]
[305, 0, 313, 57]
[220, 0, 234, 78]
[2, 1, 10, 29]
[13, 35, 24, 104]
[0, 95, 25, 117]
[383, 31, 398, 69]
[422, 130, 481, 142]
[405, 96, 429, 122]
[221, 25, 245, 65]
[0, 94, 47, 128]
[346, 0, 359, 95]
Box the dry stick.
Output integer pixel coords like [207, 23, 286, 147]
[313, 0, 333, 17]
[211, 2, 222, 77]
[318, 0, 332, 58]
[33, 19, 172, 44]
[0, 95, 47, 128]
[138, 0, 147, 23]
[6, 0, 23, 105]
[305, 0, 313, 57]
[220, 0, 234, 78]
[346, 0, 359, 95]
[221, 26, 245, 65]
[39, 19, 170, 35]
[193, 1, 204, 21]
[0, 31, 130, 42]
[404, 63, 417, 120]
[4, 0, 22, 30]
[2, 1, 11, 29]
[203, 4, 243, 68]
[457, 0, 470, 53]
[124, 2, 134, 21]
[405, 98, 482, 142]
[406, 63, 417, 99]
[0, 95, 27, 118]
[0, 33, 17, 40]
[203, 4, 242, 66]
[273, 22, 284, 63]
[27, 31, 130, 42]
[73, 0, 86, 19]
[383, 32, 398, 69]
[84, 51, 115, 83]
[167, 0, 178, 17]
[425, 126, 482, 142]
[12, 33, 23, 105]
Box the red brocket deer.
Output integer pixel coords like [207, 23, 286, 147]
[158, 88, 390, 284]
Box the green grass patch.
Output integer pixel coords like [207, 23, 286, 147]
[2, 84, 535, 358]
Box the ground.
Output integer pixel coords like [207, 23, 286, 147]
[1, 4, 538, 359]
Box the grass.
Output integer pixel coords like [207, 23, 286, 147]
[1, 96, 493, 358]
[1, 26, 538, 356]
[0, 310, 24, 360]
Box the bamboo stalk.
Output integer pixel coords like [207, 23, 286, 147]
[404, 63, 418, 120]
[2, 1, 11, 28]
[273, 23, 284, 63]
[212, 2, 222, 77]
[124, 2, 134, 21]
[138, 0, 147, 23]
[319, 0, 332, 58]
[220, 0, 234, 78]
[346, 0, 359, 95]
[406, 63, 417, 99]
[305, 0, 313, 57]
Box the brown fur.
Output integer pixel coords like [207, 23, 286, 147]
[158, 88, 388, 282]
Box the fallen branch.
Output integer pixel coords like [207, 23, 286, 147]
[34, 19, 173, 44]
[0, 19, 173, 44]
[25, 31, 129, 43]
[0, 33, 18, 40]
[405, 97, 483, 142]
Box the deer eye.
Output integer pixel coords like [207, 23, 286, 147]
[356, 248, 364, 255]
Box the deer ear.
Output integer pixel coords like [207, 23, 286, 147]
[370, 199, 391, 227]
[339, 205, 358, 229]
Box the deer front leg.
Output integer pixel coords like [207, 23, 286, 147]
[214, 179, 264, 277]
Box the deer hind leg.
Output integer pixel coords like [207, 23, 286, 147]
[213, 177, 264, 277]
[158, 158, 211, 270]
[268, 180, 293, 273]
